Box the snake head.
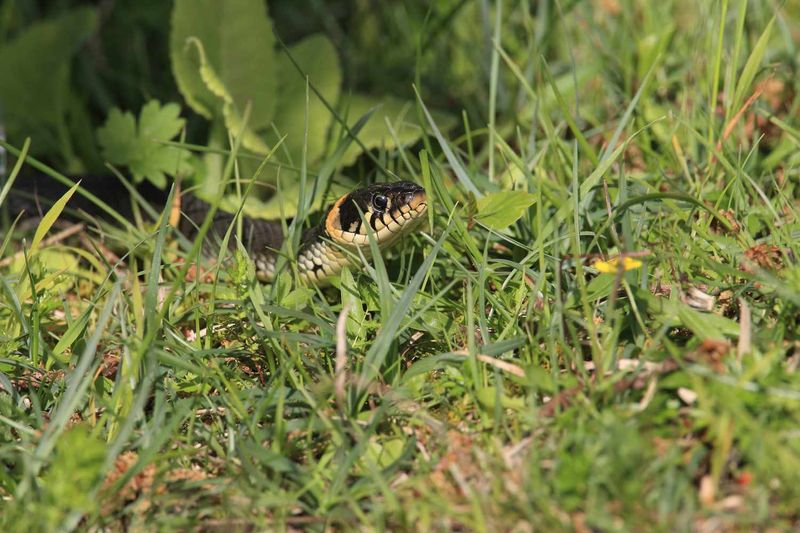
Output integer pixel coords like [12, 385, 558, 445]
[326, 181, 428, 246]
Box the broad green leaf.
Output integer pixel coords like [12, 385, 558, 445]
[0, 8, 97, 165]
[268, 34, 342, 168]
[252, 106, 377, 219]
[337, 94, 457, 167]
[280, 287, 314, 310]
[97, 100, 193, 188]
[637, 289, 739, 341]
[585, 273, 616, 302]
[170, 0, 278, 131]
[475, 190, 536, 229]
[29, 181, 80, 255]
[182, 37, 271, 154]
[220, 180, 350, 220]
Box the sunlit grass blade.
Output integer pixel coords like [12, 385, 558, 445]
[0, 137, 29, 208]
[357, 224, 451, 391]
[28, 180, 80, 255]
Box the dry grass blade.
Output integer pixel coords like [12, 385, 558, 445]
[335, 301, 353, 408]
[737, 298, 751, 361]
[453, 350, 525, 378]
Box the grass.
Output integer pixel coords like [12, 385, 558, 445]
[2, 0, 800, 530]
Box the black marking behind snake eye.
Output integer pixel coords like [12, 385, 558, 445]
[372, 194, 388, 211]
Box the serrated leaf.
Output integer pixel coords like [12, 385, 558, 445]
[0, 8, 97, 164]
[129, 146, 183, 189]
[475, 191, 536, 229]
[97, 100, 193, 188]
[170, 0, 278, 130]
[139, 100, 185, 141]
[337, 94, 457, 167]
[96, 109, 137, 162]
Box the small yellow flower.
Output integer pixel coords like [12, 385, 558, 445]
[594, 256, 643, 273]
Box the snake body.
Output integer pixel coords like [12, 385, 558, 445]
[178, 181, 428, 284]
[8, 177, 427, 285]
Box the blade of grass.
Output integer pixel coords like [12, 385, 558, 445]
[28, 180, 80, 255]
[17, 282, 120, 498]
[357, 224, 451, 392]
[0, 137, 28, 208]
[414, 85, 482, 197]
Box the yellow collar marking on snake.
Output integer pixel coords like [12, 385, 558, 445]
[295, 181, 427, 285]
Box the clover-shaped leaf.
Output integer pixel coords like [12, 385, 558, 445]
[97, 100, 192, 188]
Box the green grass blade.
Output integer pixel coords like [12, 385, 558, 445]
[0, 137, 29, 208]
[28, 180, 80, 255]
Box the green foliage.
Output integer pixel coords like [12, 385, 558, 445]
[475, 190, 537, 230]
[337, 94, 457, 168]
[0, 7, 97, 172]
[97, 101, 193, 188]
[170, 0, 277, 129]
[37, 425, 106, 528]
[0, 423, 106, 531]
[169, 0, 448, 195]
[269, 33, 342, 166]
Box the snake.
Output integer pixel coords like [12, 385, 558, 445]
[7, 174, 428, 284]
[174, 181, 428, 285]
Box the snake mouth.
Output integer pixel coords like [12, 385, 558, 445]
[326, 182, 428, 246]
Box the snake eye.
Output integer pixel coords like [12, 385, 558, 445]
[372, 194, 388, 211]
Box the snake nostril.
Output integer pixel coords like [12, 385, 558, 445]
[404, 192, 415, 204]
